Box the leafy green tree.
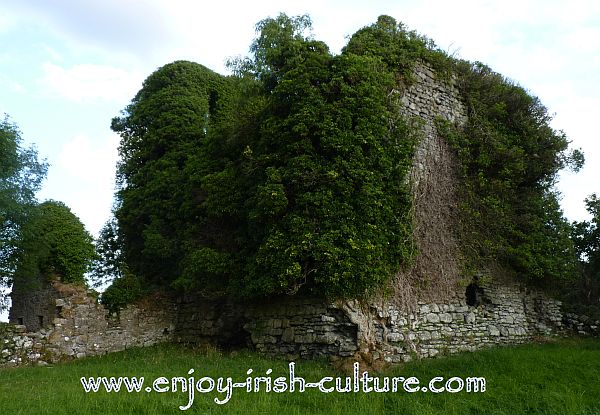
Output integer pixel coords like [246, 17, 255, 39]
[0, 115, 47, 309]
[572, 194, 600, 303]
[13, 200, 95, 289]
[90, 217, 123, 288]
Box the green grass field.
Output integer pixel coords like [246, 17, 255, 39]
[1, 338, 599, 414]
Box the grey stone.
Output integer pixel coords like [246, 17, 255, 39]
[488, 325, 500, 336]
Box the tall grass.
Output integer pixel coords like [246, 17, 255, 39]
[1, 338, 599, 414]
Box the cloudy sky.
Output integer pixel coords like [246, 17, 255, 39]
[1, 1, 598, 234]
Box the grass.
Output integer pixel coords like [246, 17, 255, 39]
[1, 338, 599, 414]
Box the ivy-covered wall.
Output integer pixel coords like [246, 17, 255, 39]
[2, 60, 595, 368]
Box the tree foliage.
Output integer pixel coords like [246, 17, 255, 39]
[14, 200, 95, 288]
[90, 217, 123, 288]
[438, 62, 583, 284]
[572, 194, 600, 303]
[112, 14, 419, 300]
[111, 14, 582, 303]
[0, 115, 47, 309]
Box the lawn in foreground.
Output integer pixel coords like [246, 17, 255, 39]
[0, 338, 599, 414]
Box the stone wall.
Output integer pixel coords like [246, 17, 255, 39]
[0, 323, 44, 366]
[242, 281, 566, 363]
[243, 297, 358, 359]
[1, 281, 176, 366]
[563, 313, 600, 337]
[1, 278, 591, 368]
[394, 60, 468, 303]
[9, 279, 60, 331]
[174, 295, 245, 347]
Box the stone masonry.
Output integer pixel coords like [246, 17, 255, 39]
[2, 61, 597, 368]
[244, 281, 570, 363]
[2, 281, 176, 366]
[3, 278, 597, 368]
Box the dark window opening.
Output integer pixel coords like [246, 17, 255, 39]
[466, 278, 485, 307]
[56, 306, 63, 316]
[38, 315, 44, 327]
[17, 317, 24, 325]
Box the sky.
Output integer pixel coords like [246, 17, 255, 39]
[1, 1, 599, 318]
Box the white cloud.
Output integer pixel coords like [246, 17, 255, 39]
[57, 134, 118, 184]
[40, 62, 143, 103]
[8, 0, 176, 61]
[4, 0, 599, 229]
[39, 133, 120, 236]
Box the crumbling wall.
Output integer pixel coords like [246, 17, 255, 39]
[9, 279, 60, 331]
[1, 281, 176, 366]
[239, 281, 570, 364]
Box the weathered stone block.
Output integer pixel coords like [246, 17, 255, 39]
[488, 325, 500, 336]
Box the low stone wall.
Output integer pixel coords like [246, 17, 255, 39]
[0, 323, 46, 366]
[1, 279, 597, 368]
[241, 282, 566, 364]
[1, 282, 176, 366]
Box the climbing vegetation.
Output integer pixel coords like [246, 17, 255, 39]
[437, 61, 583, 284]
[108, 14, 582, 302]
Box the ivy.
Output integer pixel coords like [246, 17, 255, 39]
[109, 14, 583, 303]
[437, 61, 583, 284]
[111, 15, 420, 300]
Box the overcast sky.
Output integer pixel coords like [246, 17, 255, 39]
[1, 1, 598, 235]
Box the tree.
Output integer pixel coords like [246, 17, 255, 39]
[572, 194, 600, 303]
[13, 200, 96, 289]
[0, 115, 47, 310]
[89, 217, 124, 288]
